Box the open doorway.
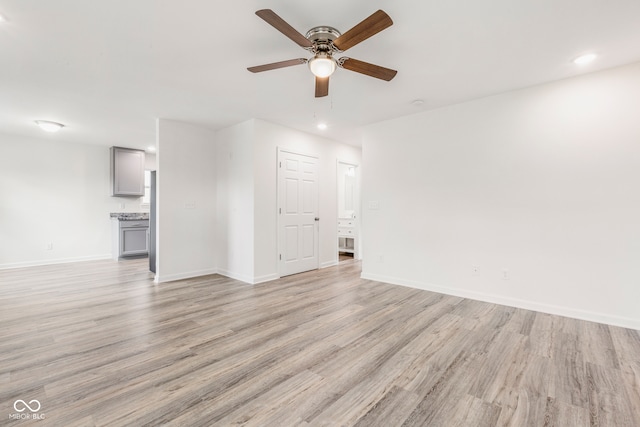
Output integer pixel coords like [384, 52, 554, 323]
[337, 161, 360, 263]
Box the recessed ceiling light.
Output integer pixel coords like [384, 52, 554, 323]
[573, 53, 597, 65]
[317, 123, 328, 130]
[411, 99, 425, 106]
[147, 146, 156, 152]
[34, 120, 65, 132]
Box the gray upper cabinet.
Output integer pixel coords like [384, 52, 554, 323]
[110, 147, 145, 196]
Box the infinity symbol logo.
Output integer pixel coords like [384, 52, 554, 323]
[13, 399, 41, 412]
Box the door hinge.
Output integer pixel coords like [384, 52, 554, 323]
[279, 254, 282, 260]
[279, 208, 281, 214]
[279, 161, 282, 168]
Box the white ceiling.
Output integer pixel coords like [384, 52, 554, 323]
[2, 0, 640, 150]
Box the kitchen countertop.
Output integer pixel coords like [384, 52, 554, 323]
[110, 212, 149, 221]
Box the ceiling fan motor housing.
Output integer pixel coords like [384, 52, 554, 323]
[306, 26, 342, 53]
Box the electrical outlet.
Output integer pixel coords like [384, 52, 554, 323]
[46, 242, 53, 250]
[378, 254, 384, 264]
[119, 203, 125, 210]
[502, 269, 509, 280]
[368, 201, 380, 210]
[472, 265, 480, 276]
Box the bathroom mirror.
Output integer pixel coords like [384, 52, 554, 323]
[338, 162, 356, 219]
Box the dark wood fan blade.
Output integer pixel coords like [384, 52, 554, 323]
[339, 57, 397, 81]
[247, 58, 307, 73]
[255, 9, 313, 49]
[333, 10, 393, 51]
[315, 77, 329, 97]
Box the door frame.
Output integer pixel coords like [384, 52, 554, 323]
[336, 159, 361, 261]
[277, 147, 320, 278]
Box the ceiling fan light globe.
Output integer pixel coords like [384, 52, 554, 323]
[309, 56, 336, 78]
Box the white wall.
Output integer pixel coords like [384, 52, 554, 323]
[1, 116, 360, 285]
[174, 118, 361, 285]
[214, 119, 361, 284]
[362, 62, 640, 329]
[156, 119, 217, 282]
[253, 119, 362, 281]
[145, 153, 157, 171]
[0, 134, 153, 269]
[215, 120, 255, 283]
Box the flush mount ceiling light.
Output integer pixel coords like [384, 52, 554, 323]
[573, 53, 597, 65]
[35, 120, 65, 132]
[317, 123, 328, 130]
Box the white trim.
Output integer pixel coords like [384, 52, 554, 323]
[155, 268, 218, 283]
[361, 272, 640, 331]
[212, 270, 278, 285]
[151, 270, 280, 285]
[321, 260, 338, 269]
[253, 273, 279, 284]
[216, 269, 254, 284]
[0, 254, 112, 270]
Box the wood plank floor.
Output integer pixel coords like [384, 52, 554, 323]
[1, 259, 639, 426]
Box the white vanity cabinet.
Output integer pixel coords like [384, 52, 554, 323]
[338, 218, 357, 256]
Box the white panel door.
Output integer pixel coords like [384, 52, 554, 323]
[279, 150, 319, 276]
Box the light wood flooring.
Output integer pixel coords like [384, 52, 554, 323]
[338, 254, 354, 263]
[1, 259, 639, 426]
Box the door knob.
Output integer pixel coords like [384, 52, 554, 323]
[315, 217, 320, 221]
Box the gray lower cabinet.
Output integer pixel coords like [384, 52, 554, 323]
[112, 220, 149, 259]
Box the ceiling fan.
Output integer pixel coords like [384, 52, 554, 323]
[247, 9, 397, 98]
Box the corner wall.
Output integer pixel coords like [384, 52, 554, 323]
[362, 62, 640, 329]
[214, 118, 362, 284]
[215, 120, 255, 283]
[252, 119, 362, 282]
[156, 119, 217, 282]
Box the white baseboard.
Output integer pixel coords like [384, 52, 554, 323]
[361, 272, 640, 331]
[154, 268, 278, 285]
[0, 254, 112, 270]
[216, 269, 254, 284]
[320, 260, 339, 269]
[253, 274, 279, 284]
[155, 268, 218, 283]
